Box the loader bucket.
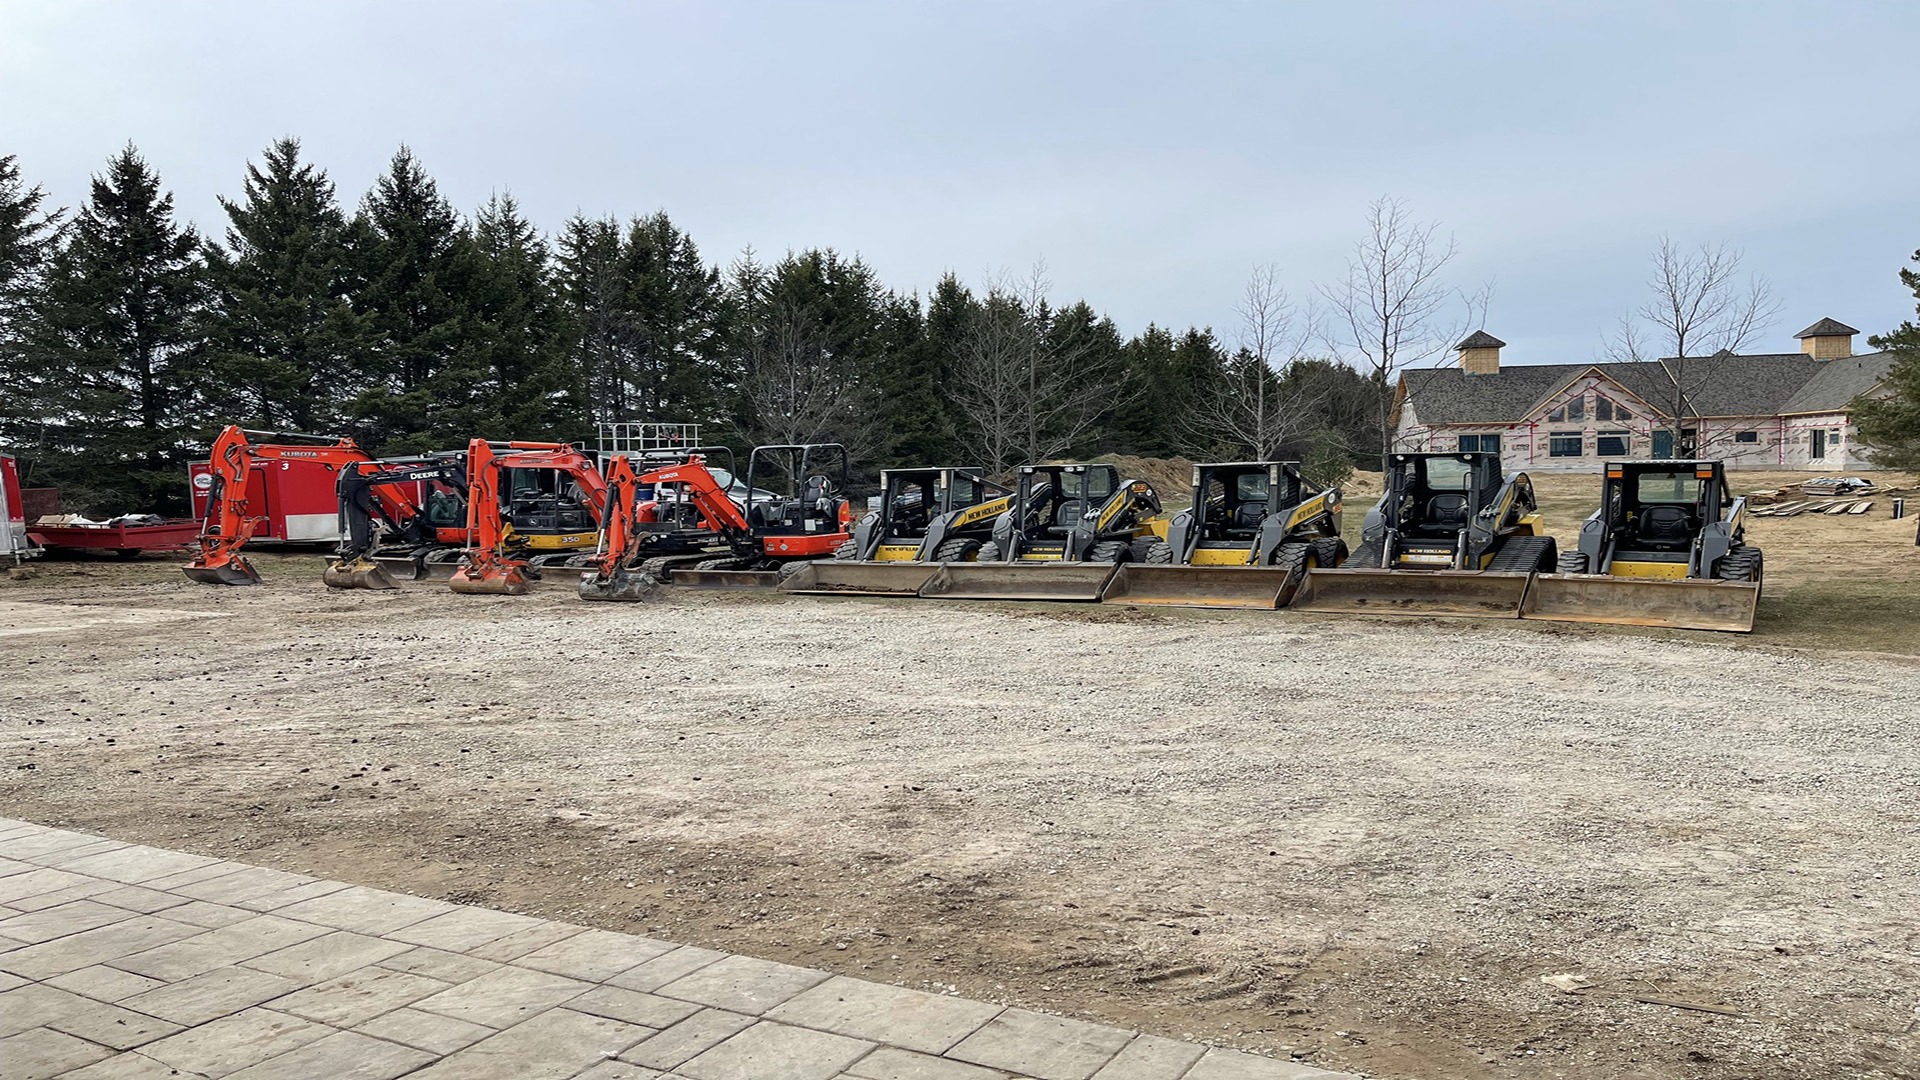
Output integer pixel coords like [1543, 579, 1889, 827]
[779, 561, 939, 597]
[667, 568, 781, 589]
[577, 569, 658, 602]
[1100, 564, 1298, 610]
[182, 558, 261, 587]
[918, 561, 1119, 602]
[448, 565, 529, 596]
[1519, 575, 1759, 633]
[1289, 568, 1532, 618]
[322, 557, 401, 591]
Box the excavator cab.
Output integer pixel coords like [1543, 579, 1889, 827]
[664, 443, 854, 588]
[1521, 460, 1761, 632]
[919, 463, 1166, 602]
[1102, 461, 1346, 609]
[781, 466, 1013, 597]
[1293, 451, 1556, 617]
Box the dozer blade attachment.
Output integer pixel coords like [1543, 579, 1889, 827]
[577, 569, 658, 602]
[668, 569, 781, 589]
[321, 558, 401, 591]
[1519, 575, 1759, 633]
[1100, 564, 1297, 610]
[918, 561, 1119, 602]
[182, 559, 261, 587]
[448, 566, 529, 596]
[779, 561, 939, 597]
[1290, 568, 1532, 618]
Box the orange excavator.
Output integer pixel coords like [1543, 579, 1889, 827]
[184, 425, 382, 586]
[449, 440, 611, 596]
[634, 443, 852, 587]
[576, 455, 659, 601]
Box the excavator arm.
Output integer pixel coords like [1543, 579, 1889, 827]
[635, 459, 751, 541]
[183, 425, 263, 585]
[577, 456, 656, 601]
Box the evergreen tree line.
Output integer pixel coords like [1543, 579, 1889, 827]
[0, 140, 1386, 515]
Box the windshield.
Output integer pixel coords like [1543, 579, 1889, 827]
[1234, 473, 1269, 501]
[1422, 458, 1474, 491]
[1637, 472, 1701, 503]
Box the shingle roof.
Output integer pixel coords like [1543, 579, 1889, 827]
[1455, 330, 1506, 350]
[1795, 317, 1859, 339]
[1402, 351, 1864, 425]
[1779, 351, 1893, 413]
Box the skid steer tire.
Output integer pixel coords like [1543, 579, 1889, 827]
[975, 542, 1001, 563]
[1310, 537, 1348, 569]
[1555, 551, 1589, 574]
[1140, 540, 1174, 564]
[1087, 540, 1130, 564]
[1271, 541, 1312, 574]
[832, 539, 857, 561]
[1714, 545, 1763, 584]
[1129, 537, 1162, 563]
[1487, 535, 1557, 573]
[933, 537, 982, 562]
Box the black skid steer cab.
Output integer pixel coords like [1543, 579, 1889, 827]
[1293, 451, 1556, 617]
[918, 463, 1168, 601]
[780, 466, 1015, 597]
[1102, 461, 1346, 609]
[1521, 459, 1762, 633]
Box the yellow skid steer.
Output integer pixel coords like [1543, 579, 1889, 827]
[1292, 452, 1555, 617]
[1520, 460, 1761, 632]
[1101, 461, 1344, 609]
[924, 463, 1166, 602]
[781, 466, 1011, 597]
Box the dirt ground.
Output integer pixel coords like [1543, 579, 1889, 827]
[3, 468, 1918, 1079]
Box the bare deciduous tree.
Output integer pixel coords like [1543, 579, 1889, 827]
[949, 261, 1130, 474]
[1610, 237, 1781, 453]
[1318, 196, 1462, 458]
[1189, 264, 1327, 459]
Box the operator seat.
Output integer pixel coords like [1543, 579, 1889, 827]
[1415, 493, 1470, 537]
[1047, 500, 1087, 537]
[1634, 504, 1695, 550]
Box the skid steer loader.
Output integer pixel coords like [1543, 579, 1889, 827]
[781, 466, 1013, 597]
[1520, 460, 1761, 632]
[1293, 452, 1555, 617]
[1101, 461, 1345, 609]
[920, 463, 1166, 602]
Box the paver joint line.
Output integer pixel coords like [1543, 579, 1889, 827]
[0, 819, 1362, 1080]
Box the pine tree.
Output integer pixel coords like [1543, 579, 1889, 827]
[203, 137, 364, 434]
[1855, 248, 1920, 469]
[0, 154, 63, 440]
[17, 145, 207, 514]
[555, 212, 728, 433]
[349, 147, 464, 451]
[443, 193, 583, 442]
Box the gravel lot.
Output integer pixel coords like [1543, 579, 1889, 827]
[2, 557, 1917, 1079]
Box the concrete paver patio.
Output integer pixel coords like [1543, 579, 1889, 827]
[0, 819, 1358, 1080]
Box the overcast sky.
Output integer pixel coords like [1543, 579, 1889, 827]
[3, 1, 1915, 365]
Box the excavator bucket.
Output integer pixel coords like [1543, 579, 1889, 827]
[182, 558, 261, 587]
[667, 568, 782, 589]
[1289, 568, 1533, 618]
[1520, 575, 1759, 633]
[779, 561, 939, 597]
[448, 565, 529, 596]
[918, 561, 1120, 602]
[1100, 565, 1299, 610]
[321, 557, 401, 591]
[577, 569, 658, 602]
